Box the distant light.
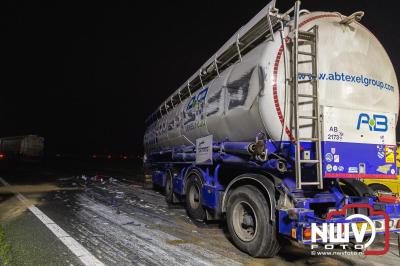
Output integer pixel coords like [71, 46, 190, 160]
[0, 153, 4, 159]
[107, 154, 112, 159]
[123, 155, 128, 160]
[56, 153, 61, 157]
[92, 154, 97, 159]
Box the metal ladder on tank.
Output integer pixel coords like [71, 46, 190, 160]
[291, 2, 323, 189]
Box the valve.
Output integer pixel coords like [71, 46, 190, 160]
[249, 132, 268, 162]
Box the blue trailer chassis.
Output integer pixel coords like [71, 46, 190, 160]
[145, 139, 400, 247]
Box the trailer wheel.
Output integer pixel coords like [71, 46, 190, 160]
[165, 171, 174, 203]
[185, 174, 206, 221]
[340, 179, 374, 215]
[340, 179, 374, 197]
[368, 183, 392, 193]
[226, 185, 280, 257]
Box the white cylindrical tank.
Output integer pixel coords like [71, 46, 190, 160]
[144, 11, 399, 152]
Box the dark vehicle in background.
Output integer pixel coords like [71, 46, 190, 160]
[0, 135, 44, 162]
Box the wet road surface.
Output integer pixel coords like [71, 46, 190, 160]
[0, 162, 399, 265]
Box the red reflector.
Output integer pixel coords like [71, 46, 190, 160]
[378, 194, 400, 203]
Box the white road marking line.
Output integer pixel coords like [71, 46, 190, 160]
[0, 177, 104, 266]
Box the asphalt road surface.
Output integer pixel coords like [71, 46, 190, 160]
[0, 160, 399, 266]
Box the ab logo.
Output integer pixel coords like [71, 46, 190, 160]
[356, 113, 388, 132]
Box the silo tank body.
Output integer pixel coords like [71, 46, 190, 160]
[144, 12, 399, 152]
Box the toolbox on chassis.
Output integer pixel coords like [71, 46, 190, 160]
[143, 1, 400, 257]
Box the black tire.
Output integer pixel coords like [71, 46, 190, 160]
[339, 179, 374, 215]
[368, 183, 392, 193]
[339, 179, 374, 197]
[165, 171, 174, 203]
[185, 174, 206, 221]
[226, 185, 280, 257]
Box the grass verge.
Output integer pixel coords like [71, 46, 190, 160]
[0, 225, 11, 266]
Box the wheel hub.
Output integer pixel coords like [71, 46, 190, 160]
[189, 183, 200, 209]
[232, 201, 258, 242]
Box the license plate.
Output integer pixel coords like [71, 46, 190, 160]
[356, 222, 372, 231]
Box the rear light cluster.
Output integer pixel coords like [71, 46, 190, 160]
[91, 154, 129, 160]
[303, 228, 311, 240]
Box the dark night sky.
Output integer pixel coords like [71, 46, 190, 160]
[1, 1, 399, 155]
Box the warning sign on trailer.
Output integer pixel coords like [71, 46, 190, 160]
[321, 107, 396, 179]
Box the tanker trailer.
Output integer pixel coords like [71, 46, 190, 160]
[144, 0, 400, 257]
